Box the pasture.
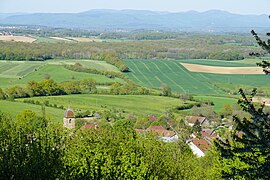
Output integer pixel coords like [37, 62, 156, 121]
[48, 59, 120, 72]
[124, 59, 268, 95]
[18, 94, 195, 116]
[194, 95, 238, 112]
[0, 100, 63, 123]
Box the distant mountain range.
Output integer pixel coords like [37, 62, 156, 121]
[0, 9, 270, 32]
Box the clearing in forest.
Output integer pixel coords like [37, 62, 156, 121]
[181, 63, 263, 74]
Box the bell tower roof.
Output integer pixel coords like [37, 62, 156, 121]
[64, 106, 75, 118]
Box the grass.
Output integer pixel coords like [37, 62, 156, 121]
[0, 60, 124, 88]
[18, 94, 195, 116]
[0, 61, 43, 78]
[48, 59, 120, 72]
[124, 59, 268, 95]
[194, 95, 238, 112]
[176, 59, 257, 67]
[0, 100, 63, 123]
[34, 37, 59, 43]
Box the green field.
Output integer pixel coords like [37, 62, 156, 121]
[48, 59, 120, 72]
[0, 100, 63, 122]
[0, 60, 124, 88]
[0, 61, 43, 78]
[18, 94, 195, 116]
[176, 59, 257, 67]
[124, 59, 268, 95]
[194, 95, 238, 112]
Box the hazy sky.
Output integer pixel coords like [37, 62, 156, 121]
[1, 0, 270, 15]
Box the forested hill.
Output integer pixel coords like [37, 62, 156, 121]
[1, 9, 270, 32]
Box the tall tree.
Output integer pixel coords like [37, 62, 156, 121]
[215, 16, 270, 179]
[215, 89, 270, 179]
[251, 16, 270, 74]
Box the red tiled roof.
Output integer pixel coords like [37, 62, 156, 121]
[202, 129, 214, 135]
[192, 138, 211, 153]
[193, 129, 218, 140]
[135, 129, 145, 133]
[163, 130, 175, 137]
[148, 115, 157, 121]
[185, 116, 206, 123]
[148, 126, 166, 131]
[147, 126, 175, 137]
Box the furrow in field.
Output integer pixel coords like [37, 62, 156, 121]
[157, 60, 197, 91]
[171, 61, 222, 94]
[130, 73, 145, 84]
[141, 61, 164, 87]
[147, 60, 186, 92]
[129, 61, 154, 87]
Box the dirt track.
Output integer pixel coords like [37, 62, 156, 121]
[181, 63, 264, 74]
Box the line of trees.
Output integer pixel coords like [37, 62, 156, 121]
[0, 79, 97, 100]
[0, 78, 152, 100]
[0, 34, 263, 63]
[64, 62, 128, 80]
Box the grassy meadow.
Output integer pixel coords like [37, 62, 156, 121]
[0, 100, 63, 123]
[17, 94, 195, 116]
[194, 95, 238, 112]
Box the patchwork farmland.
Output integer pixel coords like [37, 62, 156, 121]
[124, 59, 268, 95]
[0, 60, 124, 88]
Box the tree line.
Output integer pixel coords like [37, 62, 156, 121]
[0, 33, 263, 63]
[0, 79, 96, 100]
[0, 42, 129, 72]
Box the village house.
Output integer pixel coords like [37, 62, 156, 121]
[81, 123, 98, 130]
[147, 114, 157, 121]
[136, 126, 178, 142]
[185, 116, 209, 127]
[187, 129, 219, 157]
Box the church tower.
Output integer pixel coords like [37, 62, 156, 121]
[63, 106, 75, 129]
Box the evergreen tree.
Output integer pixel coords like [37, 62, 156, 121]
[251, 16, 270, 74]
[215, 89, 270, 179]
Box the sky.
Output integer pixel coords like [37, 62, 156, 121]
[1, 0, 270, 15]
